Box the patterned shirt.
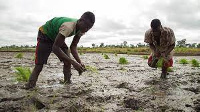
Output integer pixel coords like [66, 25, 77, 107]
[144, 27, 176, 59]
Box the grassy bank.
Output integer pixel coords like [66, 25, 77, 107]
[0, 47, 200, 56]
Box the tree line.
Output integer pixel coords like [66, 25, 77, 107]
[0, 39, 199, 48]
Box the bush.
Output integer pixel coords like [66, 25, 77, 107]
[15, 53, 24, 59]
[104, 54, 110, 59]
[119, 57, 128, 64]
[15, 66, 31, 82]
[179, 58, 189, 64]
[191, 59, 200, 67]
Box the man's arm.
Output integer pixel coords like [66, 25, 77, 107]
[70, 34, 82, 65]
[165, 43, 175, 55]
[52, 33, 84, 72]
[149, 43, 156, 52]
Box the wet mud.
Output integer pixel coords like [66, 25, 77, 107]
[0, 52, 200, 112]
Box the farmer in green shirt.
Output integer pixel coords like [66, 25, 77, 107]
[25, 11, 95, 89]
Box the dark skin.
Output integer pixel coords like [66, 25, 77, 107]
[53, 18, 93, 73]
[150, 25, 175, 57]
[25, 17, 93, 88]
[150, 25, 175, 75]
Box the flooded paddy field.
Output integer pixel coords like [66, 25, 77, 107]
[0, 52, 199, 112]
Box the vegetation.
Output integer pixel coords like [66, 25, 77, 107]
[85, 65, 98, 73]
[15, 66, 31, 82]
[1, 39, 200, 56]
[142, 55, 148, 59]
[15, 53, 24, 59]
[104, 54, 110, 59]
[119, 57, 128, 64]
[179, 59, 189, 64]
[167, 67, 174, 72]
[191, 59, 200, 67]
[156, 58, 163, 68]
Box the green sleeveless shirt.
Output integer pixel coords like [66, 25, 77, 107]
[42, 17, 78, 41]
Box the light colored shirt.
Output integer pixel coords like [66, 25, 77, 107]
[59, 22, 84, 38]
[144, 27, 176, 59]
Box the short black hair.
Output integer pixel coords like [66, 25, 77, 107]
[150, 19, 161, 30]
[81, 11, 95, 25]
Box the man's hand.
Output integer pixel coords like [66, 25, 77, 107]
[161, 52, 167, 58]
[71, 61, 85, 73]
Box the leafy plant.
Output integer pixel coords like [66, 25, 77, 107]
[179, 58, 189, 64]
[15, 66, 31, 82]
[15, 53, 24, 59]
[32, 55, 35, 61]
[104, 54, 110, 59]
[191, 59, 200, 67]
[142, 55, 148, 59]
[156, 58, 163, 68]
[167, 67, 174, 72]
[119, 57, 128, 64]
[85, 65, 98, 73]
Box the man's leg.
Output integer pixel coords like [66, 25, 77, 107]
[24, 31, 53, 89]
[25, 64, 43, 89]
[161, 60, 168, 79]
[61, 44, 72, 84]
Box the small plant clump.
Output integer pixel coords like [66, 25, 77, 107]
[115, 53, 118, 56]
[119, 57, 128, 64]
[156, 58, 163, 68]
[15, 66, 31, 82]
[79, 52, 84, 55]
[179, 58, 189, 64]
[167, 67, 174, 72]
[142, 55, 148, 59]
[15, 53, 24, 59]
[191, 59, 200, 67]
[104, 54, 110, 59]
[85, 65, 98, 73]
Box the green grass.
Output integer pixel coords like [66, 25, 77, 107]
[191, 59, 200, 67]
[179, 58, 189, 64]
[119, 57, 128, 64]
[15, 53, 24, 59]
[15, 66, 31, 82]
[142, 55, 148, 59]
[103, 54, 110, 59]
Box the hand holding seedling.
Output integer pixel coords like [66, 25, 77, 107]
[78, 63, 86, 75]
[71, 61, 85, 74]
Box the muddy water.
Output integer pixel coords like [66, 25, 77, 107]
[0, 52, 200, 112]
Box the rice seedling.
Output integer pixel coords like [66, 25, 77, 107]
[15, 53, 24, 59]
[15, 66, 31, 82]
[179, 58, 189, 64]
[119, 66, 127, 71]
[115, 53, 118, 56]
[32, 55, 35, 61]
[142, 55, 148, 59]
[191, 59, 200, 67]
[79, 52, 84, 55]
[167, 67, 174, 72]
[103, 54, 110, 59]
[85, 65, 98, 73]
[156, 58, 163, 68]
[119, 57, 128, 64]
